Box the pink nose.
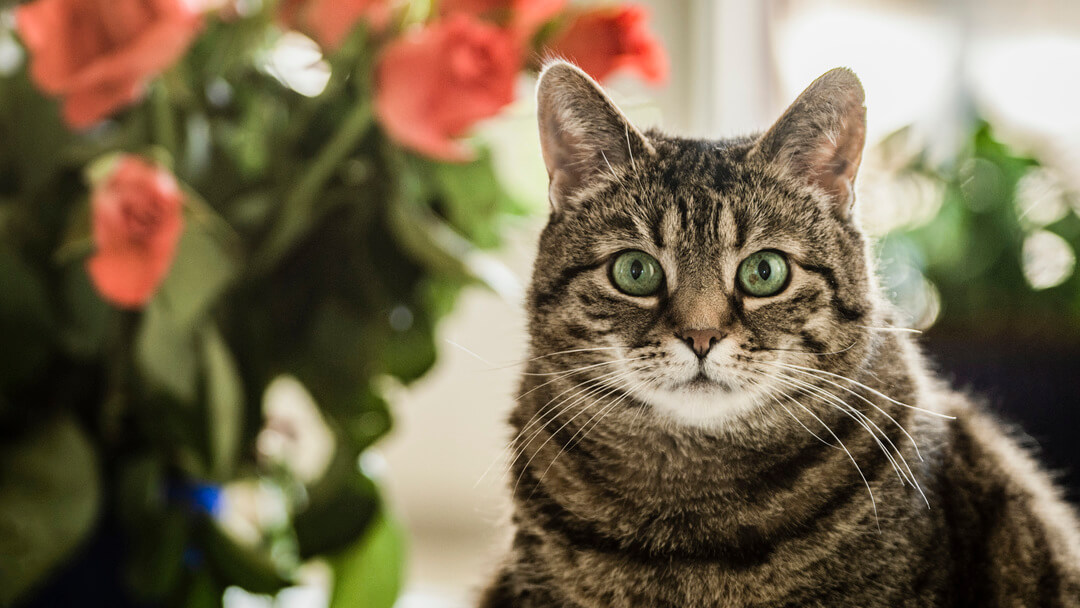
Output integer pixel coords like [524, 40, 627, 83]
[676, 328, 724, 358]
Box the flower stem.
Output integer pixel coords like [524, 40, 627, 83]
[254, 98, 374, 273]
[101, 310, 139, 445]
[151, 81, 178, 159]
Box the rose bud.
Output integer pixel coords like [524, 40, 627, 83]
[86, 156, 185, 309]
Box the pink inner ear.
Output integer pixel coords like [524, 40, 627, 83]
[539, 116, 591, 209]
[753, 69, 868, 215]
[807, 111, 865, 212]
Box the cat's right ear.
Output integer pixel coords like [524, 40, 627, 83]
[749, 68, 866, 217]
[536, 61, 654, 214]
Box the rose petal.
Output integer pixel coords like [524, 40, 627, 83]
[63, 80, 144, 129]
[86, 156, 185, 308]
[374, 15, 520, 161]
[67, 16, 202, 93]
[16, 0, 203, 129]
[545, 5, 668, 85]
[87, 244, 174, 308]
[15, 0, 73, 93]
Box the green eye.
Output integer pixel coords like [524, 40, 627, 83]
[610, 250, 664, 296]
[737, 250, 790, 297]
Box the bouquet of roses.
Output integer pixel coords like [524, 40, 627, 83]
[0, 0, 664, 605]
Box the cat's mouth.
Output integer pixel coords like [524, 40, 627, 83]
[683, 371, 736, 392]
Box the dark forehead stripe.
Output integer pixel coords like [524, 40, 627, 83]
[536, 132, 869, 325]
[653, 139, 776, 253]
[531, 260, 605, 311]
[604, 213, 638, 235]
[566, 134, 836, 264]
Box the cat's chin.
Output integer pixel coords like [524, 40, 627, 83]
[634, 382, 764, 430]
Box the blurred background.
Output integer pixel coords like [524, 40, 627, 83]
[2, 0, 1079, 607]
[386, 0, 1080, 604]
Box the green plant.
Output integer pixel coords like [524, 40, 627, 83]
[0, 0, 666, 605]
[879, 122, 1080, 339]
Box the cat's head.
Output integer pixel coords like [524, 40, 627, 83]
[527, 61, 883, 430]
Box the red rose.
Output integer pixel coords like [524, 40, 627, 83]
[278, 0, 392, 49]
[374, 15, 520, 161]
[86, 157, 185, 309]
[545, 5, 667, 84]
[15, 0, 203, 129]
[440, 0, 564, 41]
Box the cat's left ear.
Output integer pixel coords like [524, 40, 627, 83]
[536, 61, 654, 214]
[750, 68, 866, 216]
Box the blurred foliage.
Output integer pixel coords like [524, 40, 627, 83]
[327, 516, 404, 608]
[881, 122, 1080, 340]
[0, 416, 100, 605]
[0, 3, 529, 606]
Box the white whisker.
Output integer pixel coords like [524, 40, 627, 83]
[529, 377, 651, 499]
[753, 376, 836, 449]
[487, 346, 627, 371]
[511, 379, 629, 497]
[768, 362, 925, 462]
[599, 149, 619, 181]
[521, 357, 647, 377]
[510, 368, 638, 459]
[770, 372, 929, 508]
[857, 325, 923, 334]
[475, 366, 636, 487]
[766, 376, 880, 530]
[771, 374, 910, 490]
[444, 338, 497, 367]
[758, 341, 857, 356]
[506, 368, 641, 481]
[773, 362, 955, 420]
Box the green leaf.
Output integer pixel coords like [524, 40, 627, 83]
[431, 152, 523, 248]
[0, 244, 53, 387]
[294, 448, 379, 558]
[328, 514, 404, 608]
[379, 313, 436, 383]
[136, 298, 199, 403]
[255, 98, 374, 272]
[115, 457, 166, 530]
[386, 200, 520, 300]
[196, 516, 291, 595]
[157, 219, 238, 331]
[218, 91, 284, 180]
[59, 267, 110, 358]
[385, 199, 476, 283]
[201, 325, 244, 481]
[339, 387, 392, 452]
[83, 152, 124, 189]
[53, 199, 93, 266]
[182, 570, 222, 608]
[0, 416, 101, 605]
[126, 509, 188, 601]
[135, 211, 237, 405]
[0, 67, 69, 197]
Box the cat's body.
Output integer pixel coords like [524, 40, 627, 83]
[482, 63, 1080, 607]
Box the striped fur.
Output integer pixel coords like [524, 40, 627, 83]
[481, 63, 1080, 607]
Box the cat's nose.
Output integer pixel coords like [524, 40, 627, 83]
[676, 328, 724, 359]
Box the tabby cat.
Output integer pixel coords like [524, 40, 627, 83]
[480, 62, 1080, 607]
